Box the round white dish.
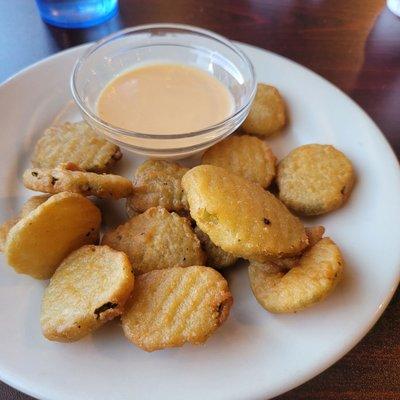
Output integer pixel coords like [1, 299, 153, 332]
[0, 42, 399, 400]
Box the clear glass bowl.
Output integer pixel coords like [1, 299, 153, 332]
[71, 24, 256, 158]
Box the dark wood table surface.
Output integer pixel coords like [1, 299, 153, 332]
[1, 0, 399, 399]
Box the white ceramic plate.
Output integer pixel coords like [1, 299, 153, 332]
[0, 43, 399, 400]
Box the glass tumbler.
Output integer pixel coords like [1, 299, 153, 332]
[35, 0, 118, 29]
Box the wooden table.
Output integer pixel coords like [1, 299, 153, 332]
[1, 1, 399, 399]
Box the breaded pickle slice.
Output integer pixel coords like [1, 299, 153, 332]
[249, 237, 344, 313]
[241, 84, 286, 137]
[41, 245, 134, 342]
[277, 144, 355, 215]
[126, 159, 188, 217]
[5, 192, 101, 279]
[32, 122, 122, 172]
[23, 164, 133, 200]
[194, 226, 238, 269]
[122, 266, 232, 351]
[182, 165, 308, 261]
[264, 226, 325, 270]
[102, 207, 205, 274]
[202, 135, 276, 188]
[0, 195, 49, 252]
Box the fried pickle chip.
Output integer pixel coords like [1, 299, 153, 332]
[241, 84, 286, 137]
[0, 218, 17, 253]
[32, 122, 122, 172]
[277, 144, 355, 215]
[23, 164, 133, 200]
[102, 207, 205, 274]
[194, 226, 238, 269]
[41, 245, 134, 342]
[122, 266, 232, 351]
[305, 226, 325, 247]
[248, 237, 343, 313]
[20, 195, 51, 217]
[126, 159, 189, 217]
[202, 135, 276, 188]
[182, 165, 308, 261]
[0, 195, 50, 252]
[267, 226, 325, 270]
[5, 192, 101, 279]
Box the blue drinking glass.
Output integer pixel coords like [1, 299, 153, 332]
[35, 0, 119, 29]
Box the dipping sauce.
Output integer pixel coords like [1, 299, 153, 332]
[97, 64, 234, 134]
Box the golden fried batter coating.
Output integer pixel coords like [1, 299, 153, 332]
[0, 218, 17, 253]
[305, 226, 325, 247]
[182, 165, 308, 261]
[241, 84, 286, 137]
[249, 237, 343, 313]
[202, 135, 276, 188]
[23, 164, 133, 200]
[41, 245, 134, 342]
[126, 159, 188, 217]
[5, 192, 101, 279]
[122, 266, 232, 351]
[21, 195, 50, 217]
[102, 207, 205, 274]
[194, 226, 238, 269]
[0, 195, 49, 252]
[266, 226, 325, 270]
[32, 122, 122, 172]
[277, 144, 355, 215]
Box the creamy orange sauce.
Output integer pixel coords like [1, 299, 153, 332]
[97, 64, 234, 134]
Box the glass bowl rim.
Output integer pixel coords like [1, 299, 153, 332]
[70, 23, 257, 140]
